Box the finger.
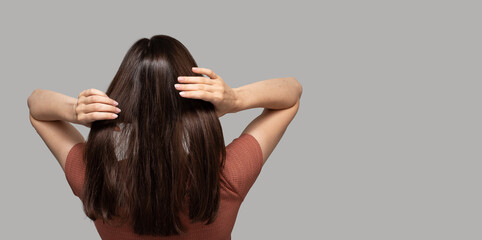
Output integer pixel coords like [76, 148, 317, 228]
[179, 90, 215, 102]
[79, 88, 109, 98]
[82, 103, 121, 114]
[192, 67, 218, 79]
[80, 95, 118, 106]
[81, 112, 118, 122]
[177, 76, 213, 84]
[174, 83, 215, 92]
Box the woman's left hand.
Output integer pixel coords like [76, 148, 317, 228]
[75, 88, 120, 127]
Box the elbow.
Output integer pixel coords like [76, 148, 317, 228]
[288, 77, 303, 100]
[27, 89, 37, 109]
[297, 79, 303, 99]
[27, 89, 42, 116]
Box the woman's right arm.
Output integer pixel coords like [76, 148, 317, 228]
[176, 67, 302, 164]
[234, 77, 302, 163]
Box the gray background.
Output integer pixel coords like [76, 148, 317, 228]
[1, 0, 480, 239]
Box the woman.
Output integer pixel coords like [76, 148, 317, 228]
[27, 35, 302, 239]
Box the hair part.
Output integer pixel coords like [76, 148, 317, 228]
[82, 35, 225, 236]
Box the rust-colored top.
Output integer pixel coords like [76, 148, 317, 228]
[65, 134, 263, 240]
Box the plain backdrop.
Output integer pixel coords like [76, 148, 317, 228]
[1, 0, 481, 239]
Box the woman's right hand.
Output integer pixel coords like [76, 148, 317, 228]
[176, 67, 238, 117]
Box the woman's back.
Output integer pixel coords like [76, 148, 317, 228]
[66, 134, 263, 239]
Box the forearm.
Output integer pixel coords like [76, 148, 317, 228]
[27, 89, 78, 123]
[233, 77, 302, 112]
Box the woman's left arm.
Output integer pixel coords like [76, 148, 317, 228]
[27, 88, 119, 171]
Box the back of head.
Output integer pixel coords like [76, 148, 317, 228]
[83, 35, 226, 236]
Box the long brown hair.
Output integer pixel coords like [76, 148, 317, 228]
[83, 35, 226, 236]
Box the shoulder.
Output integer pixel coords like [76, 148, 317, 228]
[65, 142, 87, 198]
[226, 134, 262, 157]
[222, 134, 264, 199]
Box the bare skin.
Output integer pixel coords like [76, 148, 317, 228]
[27, 67, 302, 170]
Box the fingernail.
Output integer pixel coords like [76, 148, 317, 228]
[113, 114, 118, 118]
[179, 92, 185, 96]
[114, 101, 119, 106]
[192, 67, 198, 71]
[174, 84, 180, 89]
[178, 77, 184, 81]
[116, 108, 121, 113]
